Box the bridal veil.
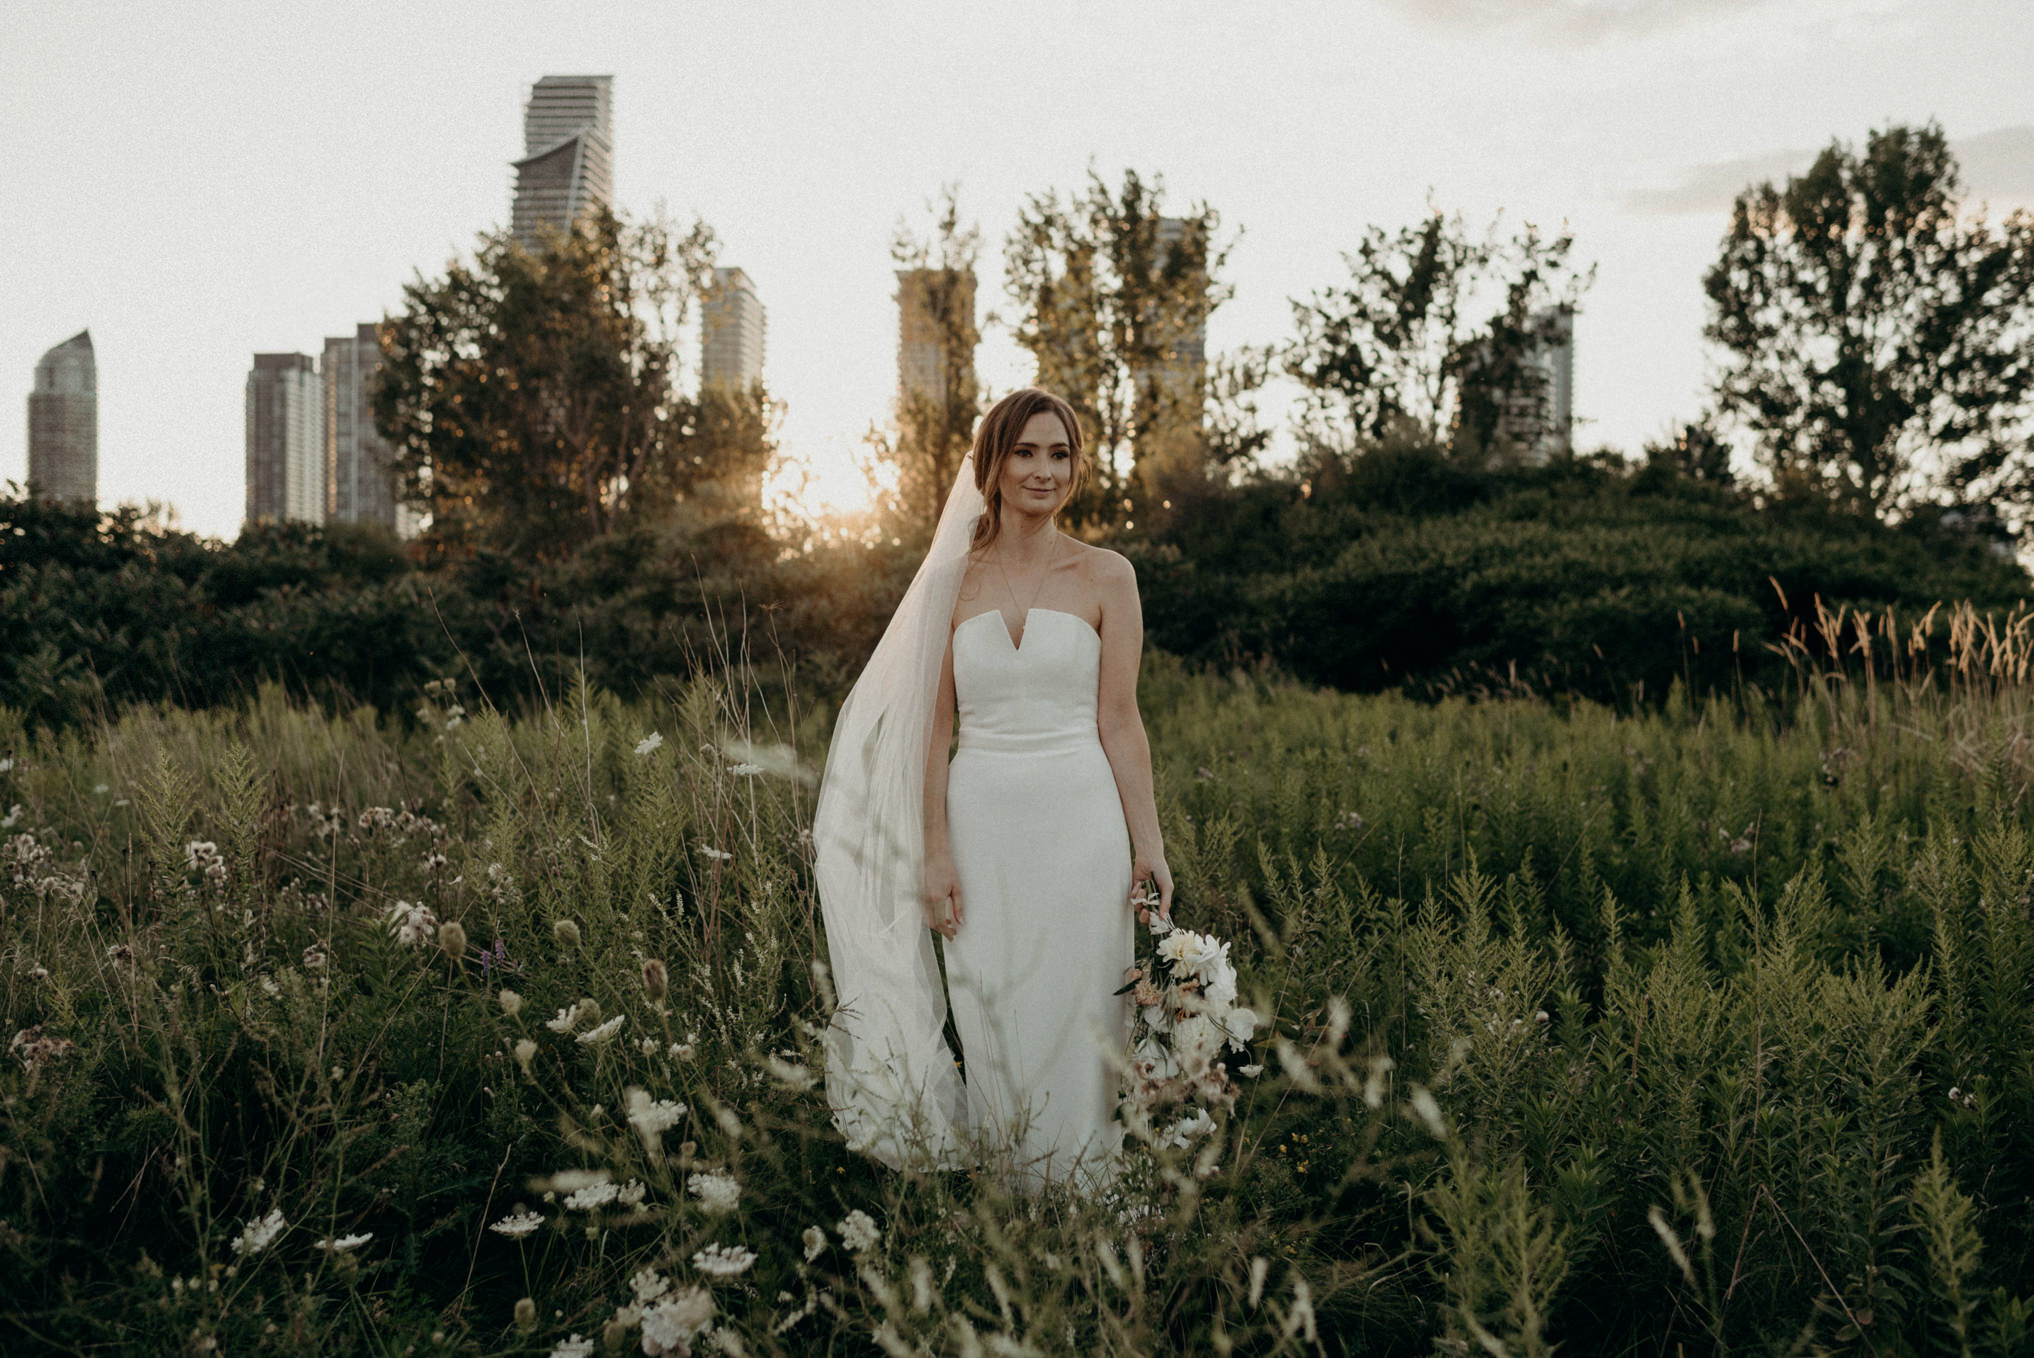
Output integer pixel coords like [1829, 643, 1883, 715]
[812, 454, 981, 1169]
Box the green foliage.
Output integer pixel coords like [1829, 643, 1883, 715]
[882, 185, 984, 534]
[5, 651, 2034, 1352]
[1704, 121, 2034, 520]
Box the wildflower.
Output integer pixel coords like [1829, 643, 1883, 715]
[315, 1233, 372, 1253]
[549, 1335, 594, 1358]
[230, 1208, 287, 1257]
[565, 1181, 620, 1211]
[632, 1268, 672, 1304]
[626, 1088, 687, 1149]
[687, 1169, 741, 1216]
[384, 900, 438, 948]
[489, 1209, 545, 1238]
[104, 942, 135, 968]
[545, 1005, 580, 1034]
[437, 919, 468, 960]
[576, 1015, 626, 1045]
[729, 762, 764, 777]
[92, 783, 108, 795]
[616, 1180, 647, 1207]
[1283, 1277, 1318, 1343]
[1247, 1256, 1269, 1308]
[1409, 1087, 1447, 1139]
[802, 1226, 827, 1262]
[9, 1026, 75, 1071]
[27, 964, 48, 981]
[1221, 1006, 1259, 1048]
[641, 1287, 713, 1355]
[698, 845, 733, 862]
[762, 1053, 816, 1090]
[635, 732, 664, 756]
[1132, 979, 1162, 1007]
[514, 1038, 537, 1073]
[643, 958, 669, 1001]
[690, 1243, 758, 1278]
[0, 806, 19, 830]
[838, 1209, 880, 1254]
[0, 758, 12, 773]
[185, 841, 218, 871]
[302, 944, 329, 971]
[499, 988, 523, 1017]
[554, 918, 582, 949]
[513, 1298, 537, 1331]
[1162, 1109, 1217, 1148]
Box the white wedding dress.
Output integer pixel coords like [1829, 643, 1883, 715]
[942, 606, 1135, 1192]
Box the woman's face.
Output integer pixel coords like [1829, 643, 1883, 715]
[997, 411, 1073, 518]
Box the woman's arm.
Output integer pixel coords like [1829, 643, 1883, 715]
[1095, 552, 1174, 918]
[921, 635, 964, 939]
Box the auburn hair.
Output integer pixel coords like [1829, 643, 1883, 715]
[969, 387, 1085, 552]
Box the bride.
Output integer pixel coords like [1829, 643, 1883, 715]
[813, 387, 1174, 1191]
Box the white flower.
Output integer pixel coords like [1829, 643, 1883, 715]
[729, 762, 764, 777]
[687, 1169, 741, 1216]
[1173, 1014, 1224, 1062]
[1239, 1063, 1264, 1078]
[632, 1268, 672, 1305]
[0, 758, 13, 773]
[616, 1180, 647, 1207]
[626, 1087, 687, 1137]
[549, 1335, 595, 1358]
[564, 1181, 620, 1211]
[544, 1006, 580, 1034]
[641, 1286, 714, 1352]
[1163, 1108, 1217, 1148]
[230, 1208, 286, 1257]
[489, 1209, 545, 1238]
[1221, 1006, 1259, 1048]
[802, 1226, 827, 1261]
[690, 1243, 758, 1278]
[184, 841, 219, 870]
[316, 1232, 372, 1252]
[698, 845, 733, 862]
[576, 1015, 626, 1045]
[838, 1208, 880, 1254]
[635, 732, 664, 757]
[383, 900, 438, 948]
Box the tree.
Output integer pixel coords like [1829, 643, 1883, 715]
[1285, 207, 1590, 463]
[884, 186, 983, 532]
[1704, 122, 2034, 520]
[373, 207, 718, 557]
[1003, 168, 1239, 524]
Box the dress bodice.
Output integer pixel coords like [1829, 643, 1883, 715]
[951, 607, 1103, 757]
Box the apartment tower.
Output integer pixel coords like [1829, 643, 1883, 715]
[701, 268, 766, 392]
[322, 323, 406, 531]
[245, 353, 324, 526]
[895, 267, 977, 405]
[26, 330, 97, 505]
[511, 75, 614, 249]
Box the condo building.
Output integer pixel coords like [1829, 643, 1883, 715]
[511, 75, 615, 249]
[245, 353, 324, 526]
[895, 267, 977, 404]
[26, 330, 97, 505]
[322, 324, 406, 532]
[701, 268, 767, 392]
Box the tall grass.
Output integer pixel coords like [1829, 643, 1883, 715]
[2, 624, 2032, 1354]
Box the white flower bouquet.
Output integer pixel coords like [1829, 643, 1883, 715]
[1115, 892, 1260, 1146]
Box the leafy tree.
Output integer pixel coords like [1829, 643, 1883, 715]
[1644, 421, 1735, 486]
[374, 207, 718, 557]
[1286, 207, 1590, 463]
[883, 185, 983, 532]
[1003, 168, 1239, 523]
[683, 380, 781, 523]
[1704, 122, 2034, 520]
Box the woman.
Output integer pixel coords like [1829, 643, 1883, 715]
[813, 388, 1173, 1191]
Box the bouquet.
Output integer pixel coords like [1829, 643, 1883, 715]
[1116, 890, 1261, 1151]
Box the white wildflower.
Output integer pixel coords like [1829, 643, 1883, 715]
[230, 1208, 287, 1257]
[549, 1335, 594, 1358]
[575, 1014, 626, 1045]
[1163, 1108, 1217, 1148]
[687, 1169, 741, 1216]
[1221, 1005, 1260, 1048]
[625, 1087, 688, 1151]
[616, 1180, 647, 1207]
[698, 845, 733, 862]
[690, 1243, 758, 1278]
[489, 1209, 545, 1238]
[0, 758, 13, 773]
[729, 762, 764, 777]
[838, 1208, 880, 1254]
[635, 732, 664, 757]
[802, 1226, 827, 1262]
[564, 1181, 620, 1211]
[383, 900, 438, 948]
[498, 989, 522, 1017]
[544, 1006, 580, 1034]
[632, 1267, 672, 1304]
[641, 1286, 714, 1353]
[316, 1233, 372, 1252]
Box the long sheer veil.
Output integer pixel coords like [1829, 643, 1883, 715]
[812, 453, 981, 1170]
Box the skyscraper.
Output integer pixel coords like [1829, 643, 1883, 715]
[322, 324, 406, 532]
[896, 267, 977, 404]
[1132, 217, 1208, 487]
[1489, 305, 1575, 464]
[511, 75, 614, 250]
[26, 330, 97, 505]
[701, 268, 766, 392]
[245, 353, 324, 526]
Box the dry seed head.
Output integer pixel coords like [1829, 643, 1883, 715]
[498, 988, 522, 1017]
[437, 921, 467, 960]
[513, 1297, 536, 1331]
[577, 997, 602, 1026]
[514, 1039, 536, 1073]
[643, 958, 669, 1001]
[554, 918, 582, 949]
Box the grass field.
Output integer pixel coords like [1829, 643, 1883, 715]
[3, 622, 2032, 1355]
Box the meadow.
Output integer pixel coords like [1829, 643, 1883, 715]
[3, 607, 2033, 1356]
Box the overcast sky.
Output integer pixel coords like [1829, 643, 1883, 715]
[6, 0, 2033, 538]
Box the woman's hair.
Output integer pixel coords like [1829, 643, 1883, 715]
[968, 387, 1085, 552]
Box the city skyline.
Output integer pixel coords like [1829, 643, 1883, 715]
[6, 1, 2034, 538]
[26, 329, 96, 505]
[702, 266, 767, 392]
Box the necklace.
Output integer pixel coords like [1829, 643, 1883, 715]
[994, 528, 1058, 642]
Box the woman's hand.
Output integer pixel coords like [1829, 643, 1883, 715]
[1128, 851, 1174, 922]
[923, 850, 964, 940]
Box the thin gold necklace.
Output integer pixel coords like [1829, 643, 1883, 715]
[995, 527, 1058, 641]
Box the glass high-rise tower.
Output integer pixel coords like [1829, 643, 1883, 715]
[511, 75, 614, 249]
[27, 330, 97, 505]
[322, 324, 406, 532]
[701, 268, 766, 391]
[245, 353, 324, 526]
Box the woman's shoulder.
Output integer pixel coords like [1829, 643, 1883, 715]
[1065, 537, 1135, 583]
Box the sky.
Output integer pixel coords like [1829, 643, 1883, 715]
[5, 0, 2033, 539]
